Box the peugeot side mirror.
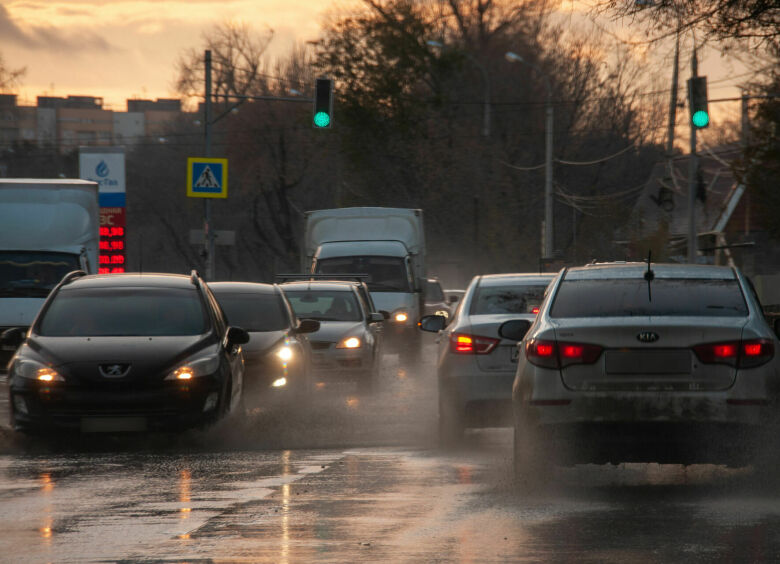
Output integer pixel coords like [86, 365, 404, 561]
[498, 319, 531, 341]
[418, 314, 446, 333]
[369, 312, 385, 323]
[225, 326, 250, 347]
[379, 310, 390, 320]
[297, 319, 321, 334]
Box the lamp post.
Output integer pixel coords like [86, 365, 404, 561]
[505, 51, 554, 259]
[426, 40, 491, 137]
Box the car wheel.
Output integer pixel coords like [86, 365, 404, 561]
[438, 391, 464, 447]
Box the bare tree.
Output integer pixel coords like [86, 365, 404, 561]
[0, 52, 25, 92]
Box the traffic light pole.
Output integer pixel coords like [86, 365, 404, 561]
[687, 48, 699, 265]
[203, 50, 215, 280]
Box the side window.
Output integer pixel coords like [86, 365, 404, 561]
[354, 288, 371, 318]
[278, 290, 298, 328]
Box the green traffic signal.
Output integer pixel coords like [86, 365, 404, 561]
[688, 76, 709, 129]
[313, 78, 333, 129]
[314, 111, 331, 128]
[692, 110, 709, 128]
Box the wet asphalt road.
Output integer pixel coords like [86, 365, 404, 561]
[3, 348, 780, 562]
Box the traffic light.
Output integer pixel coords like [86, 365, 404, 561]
[313, 78, 333, 129]
[687, 76, 709, 129]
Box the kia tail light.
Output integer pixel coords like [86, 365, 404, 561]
[449, 333, 500, 355]
[525, 339, 602, 369]
[694, 339, 774, 368]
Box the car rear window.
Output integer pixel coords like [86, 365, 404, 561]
[284, 290, 362, 322]
[549, 278, 748, 318]
[470, 284, 549, 315]
[212, 292, 288, 332]
[38, 287, 209, 336]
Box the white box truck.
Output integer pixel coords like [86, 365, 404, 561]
[0, 179, 100, 367]
[303, 207, 425, 363]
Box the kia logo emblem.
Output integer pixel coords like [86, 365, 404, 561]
[636, 331, 659, 343]
[99, 363, 131, 378]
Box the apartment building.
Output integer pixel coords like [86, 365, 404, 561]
[0, 94, 184, 150]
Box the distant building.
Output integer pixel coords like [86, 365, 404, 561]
[0, 95, 187, 151]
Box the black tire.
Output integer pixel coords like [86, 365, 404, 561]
[438, 391, 464, 447]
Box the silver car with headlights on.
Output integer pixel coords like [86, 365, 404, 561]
[280, 280, 384, 393]
[509, 262, 780, 475]
[419, 273, 555, 445]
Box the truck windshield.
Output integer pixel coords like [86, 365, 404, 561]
[316, 256, 411, 292]
[0, 251, 80, 298]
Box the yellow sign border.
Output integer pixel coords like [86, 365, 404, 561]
[187, 157, 228, 198]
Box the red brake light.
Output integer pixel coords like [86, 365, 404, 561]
[525, 340, 602, 369]
[531, 307, 540, 315]
[450, 333, 500, 354]
[694, 339, 774, 368]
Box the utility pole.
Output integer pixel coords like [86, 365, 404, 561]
[687, 46, 699, 264]
[544, 87, 554, 259]
[666, 30, 680, 158]
[203, 50, 215, 280]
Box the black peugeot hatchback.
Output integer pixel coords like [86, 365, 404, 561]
[4, 270, 249, 433]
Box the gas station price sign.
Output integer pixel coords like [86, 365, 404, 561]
[99, 207, 126, 273]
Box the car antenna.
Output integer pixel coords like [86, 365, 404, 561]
[644, 249, 654, 302]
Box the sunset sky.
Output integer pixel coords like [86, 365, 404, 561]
[0, 0, 336, 109]
[0, 0, 752, 117]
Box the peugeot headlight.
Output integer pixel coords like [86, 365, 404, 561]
[165, 354, 220, 381]
[336, 336, 362, 349]
[13, 358, 64, 382]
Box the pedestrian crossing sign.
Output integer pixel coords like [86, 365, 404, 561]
[187, 157, 228, 198]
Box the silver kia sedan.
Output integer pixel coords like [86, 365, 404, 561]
[419, 273, 555, 445]
[508, 262, 780, 475]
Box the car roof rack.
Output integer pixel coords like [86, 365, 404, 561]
[275, 273, 368, 283]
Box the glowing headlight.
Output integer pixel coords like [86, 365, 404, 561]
[165, 354, 220, 381]
[276, 346, 294, 362]
[13, 359, 64, 382]
[272, 377, 287, 388]
[336, 336, 362, 349]
[394, 312, 408, 323]
[434, 309, 450, 319]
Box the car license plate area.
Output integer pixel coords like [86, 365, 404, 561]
[81, 417, 147, 433]
[605, 350, 691, 375]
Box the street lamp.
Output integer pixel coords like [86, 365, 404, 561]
[505, 51, 554, 259]
[427, 40, 491, 137]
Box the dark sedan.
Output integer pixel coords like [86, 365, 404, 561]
[209, 282, 320, 406]
[4, 270, 248, 433]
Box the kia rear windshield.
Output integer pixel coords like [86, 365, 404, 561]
[471, 284, 549, 315]
[39, 287, 209, 336]
[550, 278, 748, 318]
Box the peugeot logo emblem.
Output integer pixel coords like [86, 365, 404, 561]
[637, 331, 659, 343]
[99, 364, 131, 378]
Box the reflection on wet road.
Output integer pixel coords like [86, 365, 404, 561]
[2, 355, 780, 562]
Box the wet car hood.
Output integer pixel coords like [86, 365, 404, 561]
[242, 330, 287, 355]
[308, 321, 365, 343]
